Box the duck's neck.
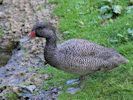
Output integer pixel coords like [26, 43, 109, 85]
[44, 36, 57, 66]
[45, 36, 57, 49]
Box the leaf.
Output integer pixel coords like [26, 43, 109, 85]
[129, 0, 133, 5]
[127, 28, 133, 40]
[127, 28, 133, 34]
[112, 5, 122, 14]
[103, 0, 112, 4]
[126, 6, 133, 14]
[117, 34, 124, 38]
[100, 5, 111, 14]
[63, 31, 70, 35]
[101, 13, 113, 19]
[109, 39, 119, 44]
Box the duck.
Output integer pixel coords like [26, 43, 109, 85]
[28, 22, 129, 80]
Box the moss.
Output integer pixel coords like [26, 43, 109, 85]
[5, 93, 18, 100]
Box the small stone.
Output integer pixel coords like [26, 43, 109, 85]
[4, 22, 11, 30]
[31, 46, 38, 53]
[25, 85, 36, 93]
[12, 86, 20, 93]
[0, 12, 6, 18]
[51, 87, 61, 94]
[43, 74, 50, 80]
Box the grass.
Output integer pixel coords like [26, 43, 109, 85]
[39, 0, 133, 99]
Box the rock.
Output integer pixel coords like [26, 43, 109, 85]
[0, 40, 19, 66]
[12, 85, 36, 94]
[0, 12, 5, 19]
[4, 22, 11, 31]
[12, 86, 20, 93]
[43, 74, 50, 80]
[0, 0, 3, 4]
[24, 85, 36, 93]
[0, 52, 11, 66]
[12, 86, 32, 99]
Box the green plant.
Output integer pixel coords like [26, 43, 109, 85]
[5, 93, 18, 100]
[99, 0, 123, 20]
[109, 28, 133, 44]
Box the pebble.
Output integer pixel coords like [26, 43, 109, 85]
[24, 85, 36, 93]
[0, 12, 5, 18]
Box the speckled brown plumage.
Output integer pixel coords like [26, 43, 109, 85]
[30, 22, 129, 76]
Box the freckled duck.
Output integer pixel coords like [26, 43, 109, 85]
[28, 22, 129, 80]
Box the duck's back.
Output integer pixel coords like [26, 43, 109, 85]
[57, 39, 115, 58]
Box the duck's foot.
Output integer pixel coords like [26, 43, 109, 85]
[66, 87, 80, 94]
[66, 75, 87, 89]
[66, 79, 80, 85]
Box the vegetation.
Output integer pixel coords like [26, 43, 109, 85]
[0, 28, 4, 37]
[5, 93, 18, 100]
[41, 0, 133, 99]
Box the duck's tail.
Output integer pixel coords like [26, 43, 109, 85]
[108, 54, 129, 66]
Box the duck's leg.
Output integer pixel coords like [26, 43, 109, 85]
[79, 75, 86, 81]
[79, 75, 87, 89]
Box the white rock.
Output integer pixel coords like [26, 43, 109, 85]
[26, 85, 36, 93]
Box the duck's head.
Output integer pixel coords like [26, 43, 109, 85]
[28, 22, 56, 39]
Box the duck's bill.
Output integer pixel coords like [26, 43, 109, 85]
[20, 31, 36, 43]
[28, 31, 36, 38]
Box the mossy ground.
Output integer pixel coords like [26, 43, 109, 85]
[44, 0, 133, 100]
[0, 28, 4, 37]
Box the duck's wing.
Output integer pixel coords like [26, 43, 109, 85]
[57, 39, 114, 58]
[55, 53, 110, 75]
